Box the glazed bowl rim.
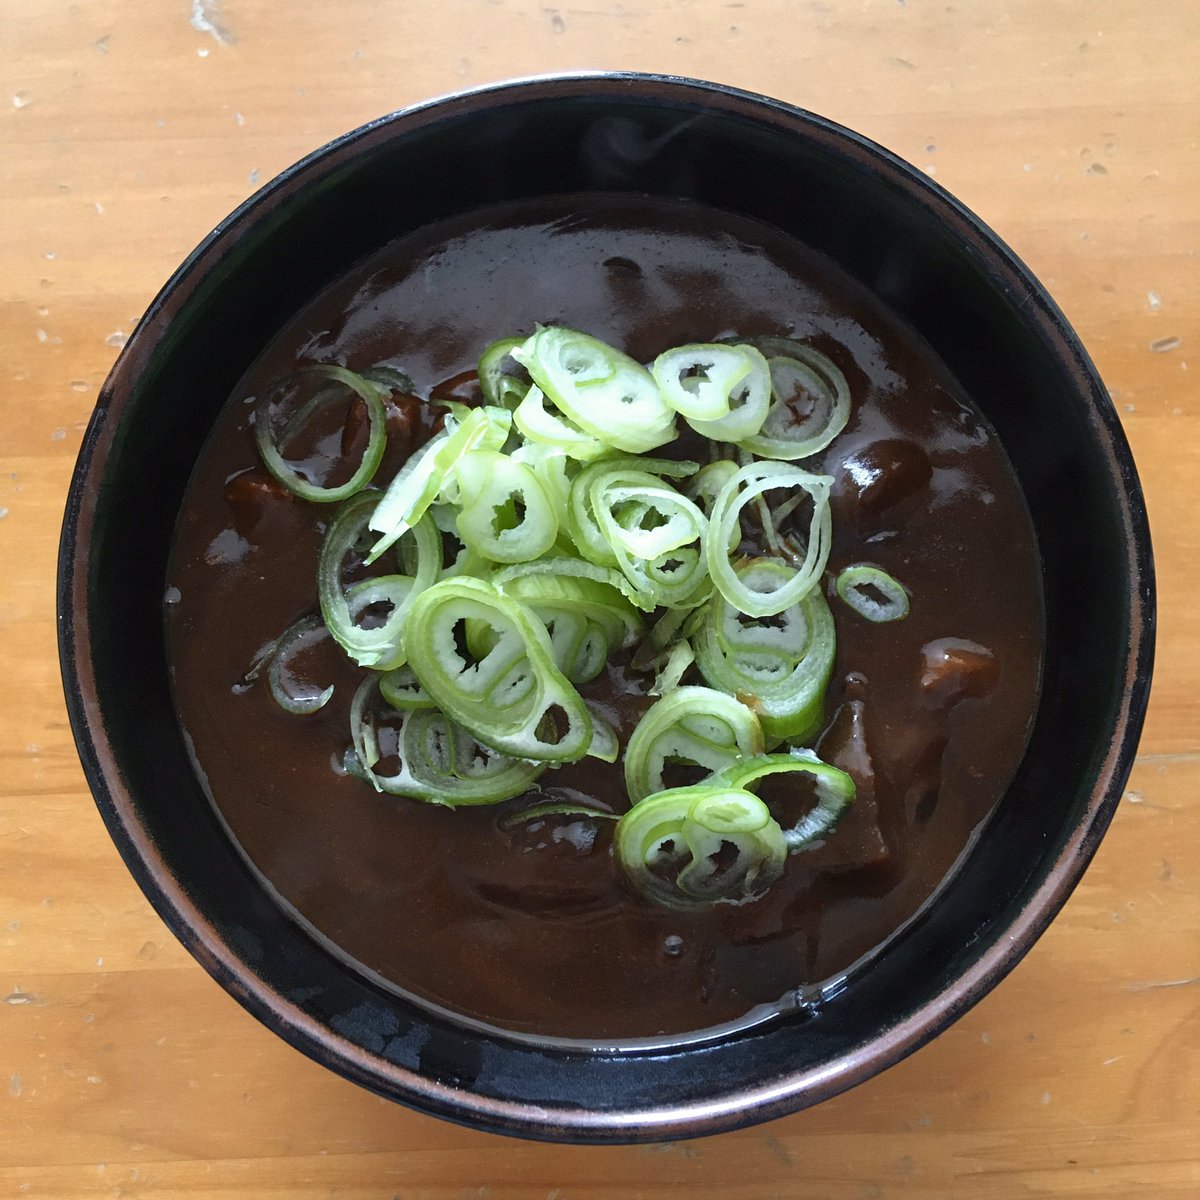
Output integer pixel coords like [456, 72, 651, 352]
[57, 70, 1155, 1141]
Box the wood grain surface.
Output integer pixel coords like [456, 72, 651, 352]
[2, 1, 1197, 1195]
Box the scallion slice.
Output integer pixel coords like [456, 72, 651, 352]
[497, 571, 643, 683]
[648, 640, 695, 697]
[378, 664, 436, 712]
[454, 448, 559, 564]
[584, 702, 621, 763]
[513, 385, 611, 461]
[706, 749, 855, 850]
[693, 558, 836, 745]
[367, 404, 512, 562]
[403, 576, 593, 762]
[652, 343, 772, 442]
[706, 461, 833, 617]
[499, 799, 619, 829]
[350, 675, 545, 805]
[266, 615, 334, 714]
[566, 457, 708, 608]
[613, 784, 787, 910]
[254, 365, 387, 503]
[623, 686, 764, 803]
[737, 340, 851, 461]
[513, 326, 677, 453]
[317, 491, 442, 670]
[835, 563, 911, 622]
[477, 336, 530, 409]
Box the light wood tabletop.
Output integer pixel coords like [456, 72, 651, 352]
[3, 1, 1196, 1195]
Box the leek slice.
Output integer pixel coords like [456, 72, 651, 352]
[367, 404, 512, 561]
[267, 615, 334, 714]
[693, 558, 836, 744]
[378, 664, 436, 712]
[566, 457, 708, 608]
[652, 343, 771, 442]
[492, 554, 659, 614]
[499, 799, 619, 829]
[613, 784, 787, 910]
[648, 640, 695, 697]
[512, 326, 677, 453]
[513, 385, 611, 461]
[317, 491, 442, 670]
[498, 570, 643, 683]
[254, 365, 387, 503]
[737, 340, 851, 461]
[835, 563, 911, 622]
[477, 336, 529, 409]
[585, 702, 621, 763]
[403, 576, 592, 762]
[624, 686, 764, 803]
[454, 449, 559, 563]
[349, 676, 544, 805]
[706, 461, 833, 617]
[706, 749, 855, 850]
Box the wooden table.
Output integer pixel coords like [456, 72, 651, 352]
[3, 2, 1196, 1195]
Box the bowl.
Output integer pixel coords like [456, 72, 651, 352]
[57, 73, 1155, 1142]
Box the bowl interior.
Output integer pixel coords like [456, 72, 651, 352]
[61, 76, 1152, 1141]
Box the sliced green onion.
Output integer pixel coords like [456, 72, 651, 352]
[649, 640, 695, 697]
[477, 336, 529, 409]
[254, 365, 387, 503]
[561, 455, 695, 557]
[399, 708, 545, 805]
[513, 385, 611, 461]
[706, 461, 833, 617]
[693, 558, 836, 745]
[454, 448, 559, 563]
[624, 686, 764, 803]
[652, 343, 768, 420]
[378, 663, 436, 712]
[497, 570, 643, 683]
[510, 442, 573, 533]
[492, 554, 659, 614]
[630, 605, 691, 671]
[613, 784, 787, 910]
[835, 563, 911, 622]
[585, 702, 621, 762]
[652, 343, 772, 442]
[566, 457, 709, 608]
[367, 404, 512, 562]
[266, 615, 334, 714]
[687, 459, 738, 517]
[350, 676, 545, 805]
[737, 340, 851, 461]
[317, 491, 442, 670]
[498, 799, 619, 830]
[512, 326, 677, 453]
[403, 576, 593, 762]
[350, 672, 382, 782]
[706, 749, 855, 850]
[361, 363, 415, 394]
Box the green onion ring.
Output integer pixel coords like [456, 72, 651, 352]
[266, 615, 335, 714]
[706, 749, 855, 850]
[624, 686, 764, 803]
[254, 365, 387, 503]
[693, 558, 836, 745]
[835, 563, 911, 622]
[706, 461, 833, 618]
[403, 576, 593, 762]
[613, 784, 787, 910]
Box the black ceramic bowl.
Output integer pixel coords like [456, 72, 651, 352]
[58, 73, 1154, 1142]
